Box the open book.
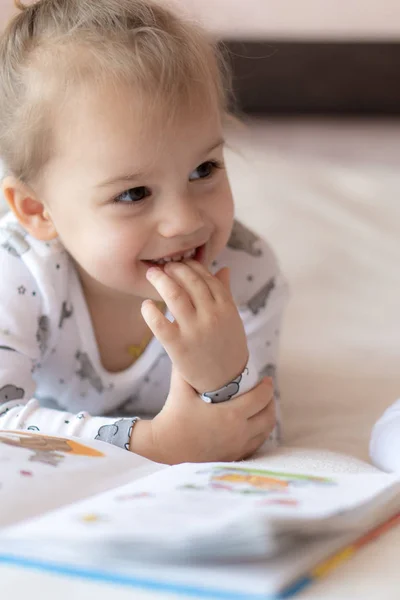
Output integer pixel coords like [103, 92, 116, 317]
[1, 429, 400, 599]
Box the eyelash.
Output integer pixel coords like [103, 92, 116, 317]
[112, 159, 225, 206]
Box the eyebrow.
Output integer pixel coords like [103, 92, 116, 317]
[97, 137, 225, 188]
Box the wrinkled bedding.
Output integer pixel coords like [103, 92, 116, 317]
[227, 118, 400, 465]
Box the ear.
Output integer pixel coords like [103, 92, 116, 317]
[2, 176, 58, 241]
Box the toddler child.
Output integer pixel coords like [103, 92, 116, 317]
[0, 0, 288, 464]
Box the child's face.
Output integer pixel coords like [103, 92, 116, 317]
[39, 84, 234, 302]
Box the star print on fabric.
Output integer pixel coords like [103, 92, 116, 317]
[59, 379, 65, 384]
[247, 275, 254, 282]
[18, 286, 26, 295]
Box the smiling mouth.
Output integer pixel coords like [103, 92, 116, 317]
[143, 245, 205, 267]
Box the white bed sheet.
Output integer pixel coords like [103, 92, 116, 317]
[1, 118, 400, 598]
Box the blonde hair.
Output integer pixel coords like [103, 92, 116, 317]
[0, 0, 231, 184]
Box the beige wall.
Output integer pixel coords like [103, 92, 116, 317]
[0, 1, 15, 23]
[1, 0, 400, 40]
[174, 0, 400, 40]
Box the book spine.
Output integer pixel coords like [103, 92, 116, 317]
[280, 512, 400, 599]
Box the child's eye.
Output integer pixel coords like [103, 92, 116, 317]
[113, 186, 151, 204]
[189, 160, 224, 182]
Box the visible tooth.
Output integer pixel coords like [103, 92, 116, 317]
[150, 249, 197, 264]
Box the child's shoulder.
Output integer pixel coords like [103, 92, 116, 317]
[0, 211, 70, 287]
[213, 220, 286, 311]
[0, 211, 66, 262]
[0, 213, 75, 360]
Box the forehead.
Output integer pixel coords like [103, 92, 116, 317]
[50, 82, 222, 175]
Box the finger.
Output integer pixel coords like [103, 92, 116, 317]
[145, 266, 195, 321]
[185, 259, 230, 302]
[231, 377, 274, 419]
[213, 267, 231, 293]
[242, 433, 268, 460]
[163, 260, 214, 309]
[141, 299, 178, 346]
[248, 399, 276, 438]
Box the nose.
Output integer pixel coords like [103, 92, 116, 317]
[157, 194, 205, 239]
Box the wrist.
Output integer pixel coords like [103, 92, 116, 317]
[199, 356, 260, 404]
[128, 419, 159, 461]
[195, 351, 249, 396]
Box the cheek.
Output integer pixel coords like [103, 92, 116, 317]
[53, 208, 144, 272]
[87, 223, 145, 269]
[214, 182, 235, 240]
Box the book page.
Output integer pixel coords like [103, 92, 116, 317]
[2, 462, 399, 561]
[0, 429, 165, 528]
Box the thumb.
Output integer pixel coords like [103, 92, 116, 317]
[214, 267, 231, 291]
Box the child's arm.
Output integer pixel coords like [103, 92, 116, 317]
[142, 222, 288, 437]
[370, 399, 400, 472]
[234, 246, 288, 443]
[0, 340, 141, 450]
[0, 396, 140, 450]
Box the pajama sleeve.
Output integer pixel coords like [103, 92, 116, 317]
[213, 220, 289, 440]
[0, 245, 137, 451]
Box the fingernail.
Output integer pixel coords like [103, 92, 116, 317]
[141, 299, 152, 310]
[146, 266, 160, 279]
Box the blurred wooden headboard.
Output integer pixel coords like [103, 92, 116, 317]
[224, 40, 400, 116]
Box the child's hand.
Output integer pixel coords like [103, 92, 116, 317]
[141, 260, 248, 393]
[130, 367, 275, 464]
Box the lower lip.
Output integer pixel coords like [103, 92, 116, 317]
[142, 244, 206, 270]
